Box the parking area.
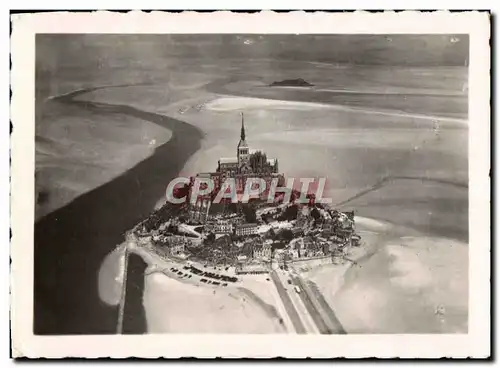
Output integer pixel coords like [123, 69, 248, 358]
[185, 265, 238, 283]
[163, 264, 239, 288]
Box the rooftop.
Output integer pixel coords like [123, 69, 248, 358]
[219, 157, 238, 164]
[237, 223, 258, 228]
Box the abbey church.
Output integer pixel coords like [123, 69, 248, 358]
[188, 113, 285, 219]
[217, 113, 279, 176]
[192, 113, 284, 201]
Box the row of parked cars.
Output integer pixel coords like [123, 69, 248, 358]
[170, 267, 193, 279]
[171, 265, 230, 287]
[200, 278, 228, 287]
[185, 265, 238, 283]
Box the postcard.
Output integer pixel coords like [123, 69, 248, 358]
[10, 11, 490, 358]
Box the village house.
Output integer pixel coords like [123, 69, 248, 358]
[321, 221, 337, 237]
[235, 223, 258, 237]
[291, 226, 304, 237]
[237, 254, 248, 262]
[165, 235, 190, 255]
[253, 241, 272, 260]
[214, 220, 233, 234]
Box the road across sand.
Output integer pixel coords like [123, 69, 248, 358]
[291, 273, 346, 334]
[270, 271, 307, 334]
[304, 279, 346, 334]
[290, 274, 330, 334]
[116, 247, 129, 334]
[284, 272, 319, 334]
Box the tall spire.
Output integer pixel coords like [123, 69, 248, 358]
[240, 112, 246, 141]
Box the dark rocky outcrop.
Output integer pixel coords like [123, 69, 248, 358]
[269, 78, 314, 87]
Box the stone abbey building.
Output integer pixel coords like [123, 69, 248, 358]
[194, 113, 285, 199]
[217, 112, 279, 176]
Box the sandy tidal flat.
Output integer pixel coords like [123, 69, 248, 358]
[306, 219, 468, 334]
[205, 96, 332, 111]
[339, 179, 468, 241]
[143, 272, 285, 334]
[36, 99, 172, 220]
[98, 244, 127, 306]
[98, 243, 287, 334]
[205, 95, 467, 124]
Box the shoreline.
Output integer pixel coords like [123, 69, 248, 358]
[295, 216, 408, 324]
[204, 79, 468, 123]
[34, 86, 204, 335]
[205, 94, 467, 124]
[300, 215, 468, 333]
[124, 242, 286, 334]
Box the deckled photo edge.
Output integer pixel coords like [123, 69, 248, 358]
[10, 11, 490, 358]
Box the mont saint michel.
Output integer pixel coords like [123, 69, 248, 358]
[33, 33, 468, 337]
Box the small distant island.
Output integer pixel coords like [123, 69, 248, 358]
[269, 78, 314, 87]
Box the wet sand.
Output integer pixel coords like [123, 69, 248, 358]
[35, 74, 468, 334]
[111, 243, 287, 334]
[143, 272, 285, 334]
[334, 235, 468, 333]
[97, 244, 126, 306]
[34, 88, 203, 335]
[206, 78, 468, 119]
[304, 217, 468, 334]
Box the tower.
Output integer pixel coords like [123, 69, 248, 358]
[237, 112, 250, 172]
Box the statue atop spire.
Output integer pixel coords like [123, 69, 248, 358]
[240, 112, 246, 141]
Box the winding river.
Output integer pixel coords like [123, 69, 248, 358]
[34, 87, 203, 335]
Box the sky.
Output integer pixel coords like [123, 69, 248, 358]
[37, 34, 468, 68]
[35, 33, 469, 103]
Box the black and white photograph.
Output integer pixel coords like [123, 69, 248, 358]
[10, 11, 490, 358]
